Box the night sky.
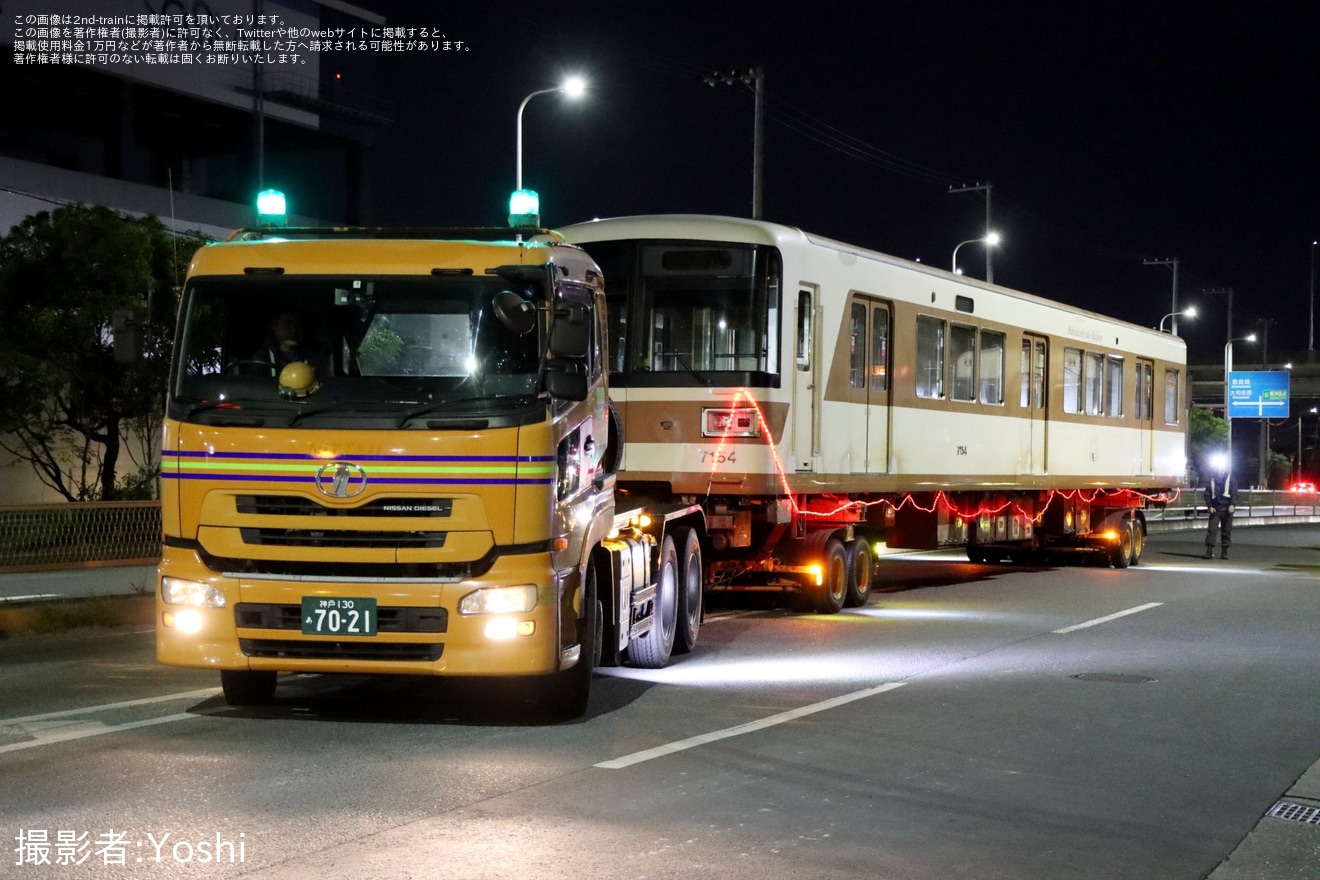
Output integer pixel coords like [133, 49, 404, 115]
[353, 1, 1319, 365]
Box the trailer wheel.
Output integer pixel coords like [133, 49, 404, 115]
[1128, 520, 1145, 566]
[812, 537, 848, 614]
[1110, 521, 1132, 569]
[844, 538, 873, 608]
[543, 560, 599, 719]
[672, 526, 702, 654]
[220, 670, 277, 706]
[629, 534, 677, 668]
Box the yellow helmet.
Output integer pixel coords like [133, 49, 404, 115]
[278, 361, 321, 399]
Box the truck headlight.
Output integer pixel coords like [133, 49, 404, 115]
[458, 585, 537, 615]
[161, 577, 227, 608]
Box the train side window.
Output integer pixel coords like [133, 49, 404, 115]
[1106, 356, 1124, 417]
[950, 323, 977, 402]
[1135, 362, 1154, 420]
[1084, 351, 1104, 415]
[1020, 340, 1032, 408]
[871, 306, 889, 393]
[1033, 340, 1046, 409]
[916, 315, 945, 399]
[796, 290, 812, 371]
[1064, 347, 1083, 413]
[848, 302, 867, 389]
[979, 329, 1005, 405]
[1163, 367, 1179, 424]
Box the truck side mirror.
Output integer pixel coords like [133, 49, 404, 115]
[549, 301, 590, 359]
[544, 361, 589, 401]
[492, 290, 537, 336]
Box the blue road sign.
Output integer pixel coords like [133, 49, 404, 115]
[1227, 370, 1290, 418]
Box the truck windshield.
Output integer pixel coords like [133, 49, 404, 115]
[170, 274, 544, 423]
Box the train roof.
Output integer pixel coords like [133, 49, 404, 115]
[560, 214, 1186, 357]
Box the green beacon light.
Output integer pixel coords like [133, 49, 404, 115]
[508, 189, 540, 228]
[256, 189, 288, 226]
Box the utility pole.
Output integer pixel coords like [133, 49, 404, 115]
[1258, 318, 1275, 489]
[1203, 287, 1235, 348]
[949, 182, 994, 283]
[1144, 258, 1180, 334]
[704, 67, 764, 219]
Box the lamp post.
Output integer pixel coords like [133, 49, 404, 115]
[1144, 258, 1181, 334]
[952, 232, 1001, 277]
[1310, 240, 1318, 352]
[515, 76, 586, 192]
[1224, 333, 1257, 473]
[1158, 305, 1197, 334]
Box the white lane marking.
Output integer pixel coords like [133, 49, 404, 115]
[0, 713, 197, 755]
[0, 594, 64, 603]
[1052, 602, 1163, 634]
[0, 687, 222, 726]
[595, 682, 906, 770]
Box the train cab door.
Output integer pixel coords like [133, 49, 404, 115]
[1022, 334, 1048, 474]
[792, 287, 819, 472]
[864, 299, 892, 473]
[1135, 359, 1155, 474]
[842, 296, 892, 475]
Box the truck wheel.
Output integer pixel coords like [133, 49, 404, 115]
[1128, 521, 1145, 566]
[629, 534, 677, 668]
[844, 538, 873, 607]
[543, 560, 599, 719]
[672, 526, 702, 654]
[1110, 521, 1132, 569]
[220, 670, 277, 706]
[812, 537, 848, 614]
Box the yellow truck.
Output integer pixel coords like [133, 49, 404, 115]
[153, 227, 692, 717]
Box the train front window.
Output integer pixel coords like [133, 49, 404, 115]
[586, 240, 782, 385]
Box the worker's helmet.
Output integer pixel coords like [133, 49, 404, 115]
[278, 361, 320, 399]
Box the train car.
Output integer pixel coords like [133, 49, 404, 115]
[559, 214, 1187, 614]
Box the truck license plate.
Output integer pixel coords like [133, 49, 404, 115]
[301, 597, 377, 636]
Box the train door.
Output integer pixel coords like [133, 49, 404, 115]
[793, 287, 819, 472]
[843, 297, 892, 474]
[865, 301, 892, 473]
[1135, 359, 1155, 474]
[1022, 334, 1048, 474]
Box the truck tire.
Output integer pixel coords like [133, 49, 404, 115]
[813, 537, 848, 614]
[1128, 520, 1145, 566]
[220, 670, 277, 706]
[542, 560, 599, 719]
[629, 534, 677, 668]
[672, 526, 702, 654]
[1110, 520, 1132, 569]
[844, 538, 873, 608]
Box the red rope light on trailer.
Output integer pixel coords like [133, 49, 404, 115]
[705, 386, 1183, 524]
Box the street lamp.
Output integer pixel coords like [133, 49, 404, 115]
[1223, 333, 1257, 472]
[515, 76, 587, 192]
[952, 232, 1001, 276]
[1159, 305, 1197, 334]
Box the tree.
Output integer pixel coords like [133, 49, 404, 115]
[0, 205, 205, 501]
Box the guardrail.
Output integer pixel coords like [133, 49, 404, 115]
[1144, 489, 1320, 532]
[0, 502, 161, 572]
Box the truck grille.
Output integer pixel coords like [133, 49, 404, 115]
[238, 527, 447, 549]
[239, 638, 444, 662]
[235, 495, 454, 517]
[235, 603, 447, 633]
